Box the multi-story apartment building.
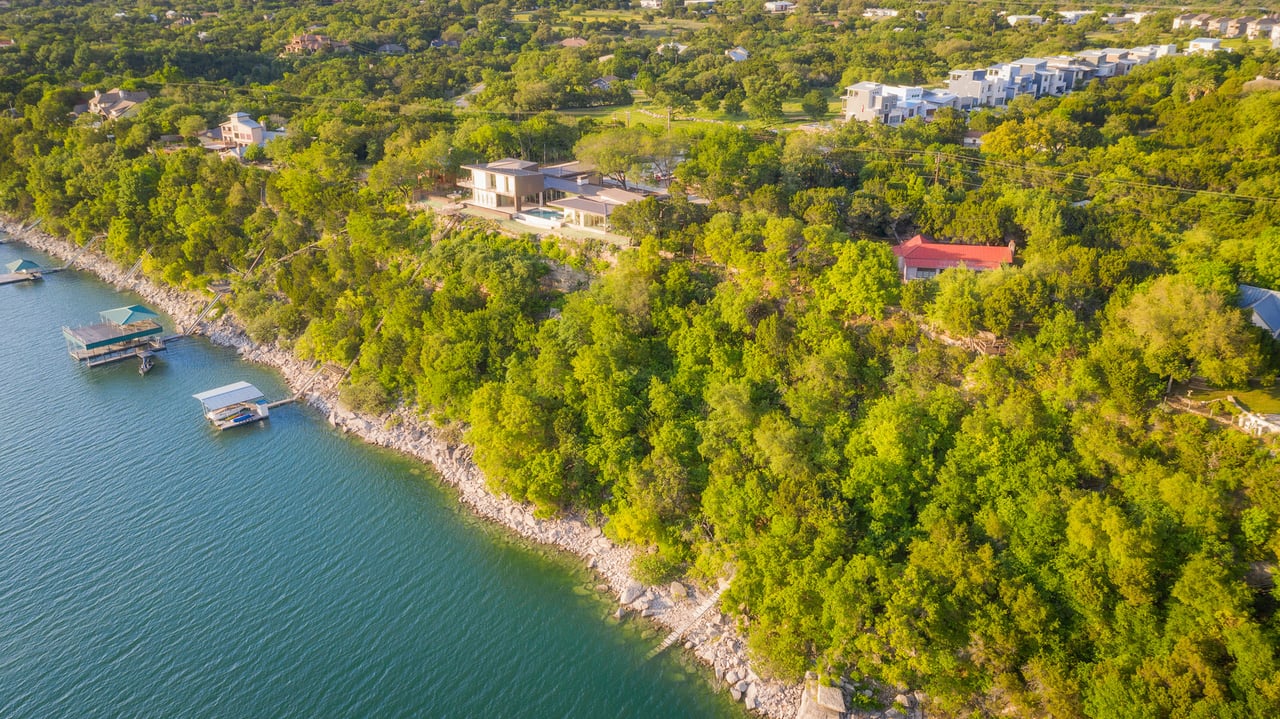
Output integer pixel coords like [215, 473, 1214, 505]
[846, 41, 1188, 125]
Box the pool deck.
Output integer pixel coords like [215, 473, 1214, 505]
[411, 196, 633, 249]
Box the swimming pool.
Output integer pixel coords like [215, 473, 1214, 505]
[522, 208, 562, 220]
[514, 208, 564, 229]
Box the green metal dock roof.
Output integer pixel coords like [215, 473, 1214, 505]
[99, 304, 159, 326]
[5, 259, 40, 273]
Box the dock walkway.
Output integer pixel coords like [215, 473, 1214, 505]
[647, 582, 728, 660]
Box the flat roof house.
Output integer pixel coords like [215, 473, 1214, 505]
[843, 82, 949, 125]
[459, 158, 546, 214]
[891, 235, 1014, 280]
[549, 187, 646, 231]
[1187, 37, 1222, 54]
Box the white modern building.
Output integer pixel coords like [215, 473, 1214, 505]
[1058, 10, 1094, 25]
[841, 82, 957, 125]
[1187, 37, 1222, 54]
[848, 41, 1183, 125]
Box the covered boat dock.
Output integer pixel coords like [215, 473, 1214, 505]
[0, 258, 43, 285]
[62, 304, 167, 367]
[193, 381, 270, 430]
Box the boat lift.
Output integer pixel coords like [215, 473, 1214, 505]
[193, 381, 272, 430]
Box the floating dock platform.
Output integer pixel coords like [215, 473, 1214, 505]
[63, 304, 167, 369]
[194, 381, 270, 430]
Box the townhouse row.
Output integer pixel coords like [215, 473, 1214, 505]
[1172, 13, 1279, 40]
[842, 43, 1180, 125]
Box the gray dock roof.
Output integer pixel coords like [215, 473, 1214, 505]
[193, 381, 266, 411]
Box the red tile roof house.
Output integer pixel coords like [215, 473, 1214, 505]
[891, 235, 1015, 280]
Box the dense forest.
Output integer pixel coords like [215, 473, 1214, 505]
[4, 0, 1280, 716]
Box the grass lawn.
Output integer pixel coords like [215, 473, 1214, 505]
[1175, 380, 1280, 415]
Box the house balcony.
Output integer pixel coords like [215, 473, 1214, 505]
[456, 177, 475, 188]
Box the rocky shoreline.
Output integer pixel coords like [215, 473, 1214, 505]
[3, 219, 803, 719]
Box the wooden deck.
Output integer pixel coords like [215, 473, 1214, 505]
[0, 272, 41, 285]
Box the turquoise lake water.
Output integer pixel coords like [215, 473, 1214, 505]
[0, 242, 743, 718]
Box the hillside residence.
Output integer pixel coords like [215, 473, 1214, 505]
[1225, 17, 1254, 37]
[1174, 13, 1273, 35]
[1058, 10, 1094, 24]
[639, 0, 663, 7]
[376, 43, 406, 54]
[456, 159, 650, 231]
[283, 33, 350, 54]
[1240, 285, 1280, 340]
[1188, 38, 1222, 54]
[78, 88, 150, 120]
[861, 8, 898, 18]
[459, 158, 546, 213]
[845, 42, 1177, 125]
[549, 187, 646, 231]
[1104, 12, 1148, 25]
[725, 46, 749, 62]
[657, 42, 689, 55]
[764, 0, 795, 13]
[1007, 15, 1044, 26]
[1207, 17, 1233, 35]
[219, 113, 268, 147]
[842, 83, 956, 124]
[892, 235, 1014, 280]
[1248, 17, 1279, 39]
[560, 37, 589, 48]
[1173, 13, 1211, 30]
[684, 0, 716, 7]
[199, 112, 285, 157]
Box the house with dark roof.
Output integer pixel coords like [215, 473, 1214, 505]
[891, 235, 1015, 280]
[1240, 285, 1280, 340]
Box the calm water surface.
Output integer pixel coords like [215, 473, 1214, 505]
[0, 242, 742, 718]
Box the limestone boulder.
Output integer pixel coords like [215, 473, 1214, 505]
[619, 581, 644, 605]
[669, 581, 689, 600]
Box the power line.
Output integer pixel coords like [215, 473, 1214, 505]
[838, 144, 1279, 204]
